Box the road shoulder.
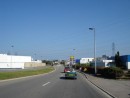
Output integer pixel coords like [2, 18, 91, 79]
[80, 71, 130, 98]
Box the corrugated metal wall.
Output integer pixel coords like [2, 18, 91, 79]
[127, 55, 130, 62]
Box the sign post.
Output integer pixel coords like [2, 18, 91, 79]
[70, 56, 74, 67]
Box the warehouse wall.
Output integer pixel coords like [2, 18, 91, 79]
[24, 62, 46, 68]
[0, 62, 24, 69]
[121, 55, 130, 69]
[0, 54, 32, 69]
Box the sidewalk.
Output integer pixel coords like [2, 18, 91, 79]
[84, 73, 130, 98]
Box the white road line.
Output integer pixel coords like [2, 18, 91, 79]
[42, 82, 50, 87]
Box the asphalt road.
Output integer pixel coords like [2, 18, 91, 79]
[0, 65, 111, 98]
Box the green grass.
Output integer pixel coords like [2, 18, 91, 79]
[0, 66, 54, 80]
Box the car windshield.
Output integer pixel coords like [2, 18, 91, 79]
[69, 68, 74, 72]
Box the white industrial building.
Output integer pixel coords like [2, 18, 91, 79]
[91, 60, 114, 68]
[80, 57, 114, 68]
[0, 54, 32, 69]
[80, 58, 94, 64]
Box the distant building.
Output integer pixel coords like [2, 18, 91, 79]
[75, 59, 80, 63]
[80, 58, 94, 64]
[91, 60, 114, 68]
[0, 54, 32, 69]
[96, 55, 110, 61]
[120, 55, 130, 69]
[109, 55, 130, 69]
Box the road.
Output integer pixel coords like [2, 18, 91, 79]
[0, 65, 111, 98]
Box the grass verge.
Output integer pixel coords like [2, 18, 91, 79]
[0, 66, 54, 80]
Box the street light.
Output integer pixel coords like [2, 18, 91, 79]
[34, 53, 37, 61]
[11, 45, 14, 55]
[73, 49, 76, 68]
[41, 56, 43, 60]
[11, 45, 14, 68]
[89, 28, 97, 74]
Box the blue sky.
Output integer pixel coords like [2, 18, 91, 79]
[0, 0, 130, 60]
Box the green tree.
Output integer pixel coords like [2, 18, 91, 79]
[60, 60, 65, 65]
[115, 51, 123, 68]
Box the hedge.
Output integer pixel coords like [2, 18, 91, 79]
[75, 65, 124, 79]
[100, 67, 124, 79]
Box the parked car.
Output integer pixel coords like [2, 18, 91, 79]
[65, 68, 77, 79]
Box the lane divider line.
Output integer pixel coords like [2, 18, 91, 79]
[42, 82, 50, 87]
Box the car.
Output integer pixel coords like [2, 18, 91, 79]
[65, 68, 77, 79]
[64, 66, 70, 73]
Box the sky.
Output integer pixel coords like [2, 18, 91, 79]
[0, 0, 130, 60]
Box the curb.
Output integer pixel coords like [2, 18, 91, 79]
[0, 67, 56, 83]
[79, 71, 117, 98]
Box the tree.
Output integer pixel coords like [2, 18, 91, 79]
[60, 60, 65, 65]
[115, 51, 123, 68]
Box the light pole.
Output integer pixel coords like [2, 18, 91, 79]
[73, 49, 76, 68]
[11, 45, 14, 68]
[11, 45, 14, 55]
[41, 56, 43, 60]
[34, 53, 37, 61]
[89, 28, 97, 74]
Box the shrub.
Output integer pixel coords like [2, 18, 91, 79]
[101, 67, 124, 79]
[81, 63, 90, 66]
[75, 64, 81, 69]
[97, 67, 104, 74]
[85, 66, 95, 74]
[75, 63, 90, 70]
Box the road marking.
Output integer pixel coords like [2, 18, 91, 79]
[42, 82, 50, 86]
